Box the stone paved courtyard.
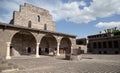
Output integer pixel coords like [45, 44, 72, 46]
[1, 55, 120, 73]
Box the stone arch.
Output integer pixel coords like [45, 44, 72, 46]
[9, 30, 37, 43]
[59, 37, 71, 54]
[54, 36, 63, 44]
[11, 30, 37, 56]
[39, 34, 57, 55]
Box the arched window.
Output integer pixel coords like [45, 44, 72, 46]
[38, 15, 40, 22]
[44, 24, 47, 30]
[28, 21, 32, 28]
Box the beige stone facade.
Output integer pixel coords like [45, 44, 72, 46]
[10, 3, 55, 31]
[0, 3, 77, 59]
[76, 38, 87, 54]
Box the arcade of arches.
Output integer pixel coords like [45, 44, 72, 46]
[7, 31, 72, 59]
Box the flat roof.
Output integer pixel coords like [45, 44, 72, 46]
[0, 22, 76, 38]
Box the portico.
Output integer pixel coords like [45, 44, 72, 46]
[0, 3, 76, 59]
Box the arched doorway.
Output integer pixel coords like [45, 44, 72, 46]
[39, 34, 57, 55]
[60, 37, 71, 54]
[11, 31, 36, 56]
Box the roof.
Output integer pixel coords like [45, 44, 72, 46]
[88, 35, 120, 40]
[76, 38, 86, 40]
[0, 22, 76, 38]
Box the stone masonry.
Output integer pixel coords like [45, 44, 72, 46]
[0, 3, 77, 59]
[10, 3, 55, 31]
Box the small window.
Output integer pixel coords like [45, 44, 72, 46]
[104, 51, 107, 54]
[93, 42, 97, 48]
[38, 15, 40, 22]
[115, 51, 119, 54]
[28, 21, 32, 28]
[108, 41, 112, 48]
[103, 42, 107, 48]
[114, 41, 118, 48]
[99, 51, 102, 54]
[98, 42, 102, 48]
[44, 24, 47, 30]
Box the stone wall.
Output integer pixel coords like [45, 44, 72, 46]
[11, 3, 55, 31]
[0, 3, 77, 58]
[0, 25, 77, 57]
[88, 37, 120, 54]
[70, 38, 77, 54]
[76, 45, 87, 54]
[0, 28, 18, 57]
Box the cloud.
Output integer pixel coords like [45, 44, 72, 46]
[51, 1, 86, 21]
[0, 0, 120, 24]
[0, 0, 87, 23]
[65, 0, 120, 23]
[45, 0, 120, 23]
[96, 21, 120, 28]
[0, 0, 26, 23]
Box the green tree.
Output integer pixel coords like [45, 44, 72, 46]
[112, 29, 120, 35]
[104, 27, 120, 35]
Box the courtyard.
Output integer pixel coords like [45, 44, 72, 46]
[1, 54, 120, 73]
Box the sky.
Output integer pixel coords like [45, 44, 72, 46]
[0, 0, 120, 38]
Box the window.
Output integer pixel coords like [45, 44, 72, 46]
[115, 51, 119, 54]
[38, 15, 40, 22]
[28, 21, 32, 28]
[108, 41, 112, 48]
[99, 51, 102, 54]
[44, 24, 47, 30]
[104, 51, 107, 54]
[93, 42, 97, 48]
[114, 41, 118, 48]
[103, 42, 107, 48]
[98, 42, 102, 48]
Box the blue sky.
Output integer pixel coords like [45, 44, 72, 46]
[0, 0, 120, 38]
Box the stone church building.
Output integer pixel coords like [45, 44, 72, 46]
[0, 3, 76, 59]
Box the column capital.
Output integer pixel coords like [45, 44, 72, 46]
[36, 43, 40, 45]
[57, 37, 61, 43]
[57, 42, 60, 44]
[6, 42, 11, 45]
[57, 37, 60, 39]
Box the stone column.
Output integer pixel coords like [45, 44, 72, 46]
[57, 42, 60, 56]
[86, 38, 88, 45]
[6, 42, 11, 59]
[71, 46, 73, 54]
[36, 43, 40, 58]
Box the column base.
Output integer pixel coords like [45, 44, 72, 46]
[6, 56, 11, 59]
[56, 53, 60, 56]
[36, 55, 40, 58]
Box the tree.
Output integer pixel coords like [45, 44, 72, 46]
[112, 29, 120, 35]
[104, 27, 120, 35]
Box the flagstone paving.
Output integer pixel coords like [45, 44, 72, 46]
[1, 55, 120, 73]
